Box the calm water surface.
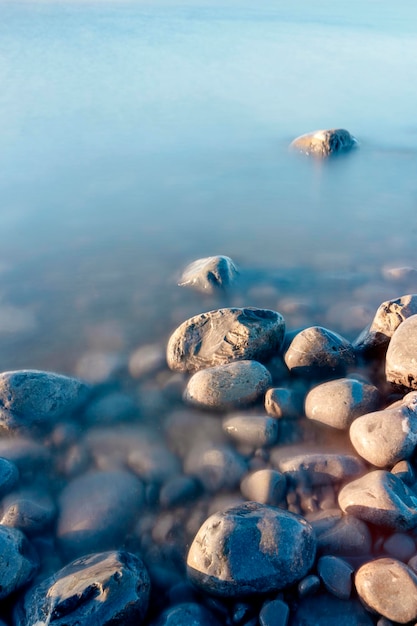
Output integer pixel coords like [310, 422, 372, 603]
[1, 0, 417, 372]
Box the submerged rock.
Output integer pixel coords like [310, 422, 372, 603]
[15, 550, 150, 626]
[178, 255, 239, 294]
[167, 307, 285, 373]
[290, 128, 358, 158]
[187, 502, 316, 597]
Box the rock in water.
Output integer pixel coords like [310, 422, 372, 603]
[386, 314, 417, 388]
[167, 307, 285, 373]
[187, 502, 316, 597]
[15, 550, 151, 626]
[178, 256, 239, 294]
[0, 525, 38, 600]
[0, 370, 90, 433]
[290, 129, 358, 157]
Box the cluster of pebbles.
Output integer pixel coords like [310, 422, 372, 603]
[3, 256, 417, 625]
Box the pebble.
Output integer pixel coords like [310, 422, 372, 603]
[167, 307, 285, 373]
[223, 414, 279, 447]
[0, 436, 51, 478]
[349, 394, 417, 467]
[291, 593, 374, 625]
[290, 128, 358, 157]
[83, 390, 138, 425]
[305, 378, 380, 430]
[186, 502, 316, 597]
[57, 469, 144, 558]
[184, 443, 247, 493]
[178, 255, 239, 294]
[355, 558, 417, 623]
[391, 459, 415, 484]
[1, 489, 56, 535]
[240, 469, 287, 505]
[183, 360, 272, 411]
[355, 294, 417, 357]
[298, 574, 321, 598]
[159, 475, 201, 508]
[0, 456, 19, 497]
[15, 550, 150, 626]
[264, 387, 302, 419]
[317, 555, 353, 600]
[383, 532, 416, 561]
[0, 525, 38, 600]
[338, 470, 417, 530]
[0, 369, 90, 433]
[151, 602, 222, 626]
[274, 453, 366, 487]
[386, 313, 417, 388]
[284, 327, 355, 378]
[259, 599, 290, 626]
[311, 513, 372, 556]
[128, 343, 166, 379]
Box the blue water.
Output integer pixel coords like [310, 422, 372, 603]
[1, 0, 417, 370]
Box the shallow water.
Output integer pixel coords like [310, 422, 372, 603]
[1, 0, 417, 370]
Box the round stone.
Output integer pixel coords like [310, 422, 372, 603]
[15, 550, 150, 626]
[183, 361, 272, 411]
[274, 453, 365, 487]
[291, 593, 374, 626]
[167, 307, 285, 373]
[349, 396, 417, 467]
[264, 387, 302, 419]
[386, 314, 417, 388]
[184, 444, 246, 493]
[186, 502, 316, 597]
[0, 457, 19, 497]
[150, 602, 222, 626]
[355, 558, 417, 623]
[338, 470, 417, 530]
[0, 525, 38, 600]
[305, 378, 380, 430]
[178, 255, 239, 294]
[313, 514, 372, 557]
[317, 555, 353, 600]
[290, 128, 358, 158]
[0, 369, 90, 433]
[259, 599, 290, 626]
[383, 533, 416, 561]
[284, 327, 355, 378]
[223, 414, 279, 447]
[240, 469, 287, 506]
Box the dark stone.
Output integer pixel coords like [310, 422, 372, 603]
[259, 599, 290, 626]
[150, 602, 222, 626]
[1, 489, 56, 535]
[290, 129, 358, 158]
[0, 456, 19, 497]
[0, 525, 38, 600]
[317, 555, 353, 600]
[291, 593, 374, 625]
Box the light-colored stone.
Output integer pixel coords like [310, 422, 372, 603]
[178, 255, 239, 294]
[275, 453, 365, 486]
[240, 469, 286, 505]
[290, 129, 358, 158]
[386, 314, 417, 388]
[284, 327, 354, 378]
[223, 414, 279, 447]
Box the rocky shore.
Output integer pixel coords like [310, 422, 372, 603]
[2, 260, 417, 625]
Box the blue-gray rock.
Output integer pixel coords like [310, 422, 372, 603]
[383, 532, 416, 562]
[184, 443, 246, 493]
[259, 598, 289, 626]
[274, 453, 365, 487]
[159, 476, 201, 508]
[0, 435, 51, 477]
[311, 513, 372, 557]
[349, 392, 417, 467]
[0, 525, 38, 600]
[317, 555, 353, 600]
[57, 469, 144, 558]
[355, 558, 417, 623]
[298, 574, 321, 598]
[15, 550, 150, 626]
[1, 489, 56, 535]
[0, 456, 19, 497]
[305, 378, 380, 430]
[391, 459, 416, 484]
[264, 387, 302, 419]
[284, 327, 355, 378]
[150, 602, 222, 626]
[187, 502, 316, 597]
[167, 308, 285, 373]
[291, 593, 374, 625]
[290, 128, 358, 158]
[83, 391, 138, 425]
[240, 469, 286, 505]
[184, 361, 272, 411]
[178, 255, 239, 294]
[0, 369, 90, 432]
[223, 414, 279, 447]
[386, 314, 417, 388]
[338, 470, 417, 530]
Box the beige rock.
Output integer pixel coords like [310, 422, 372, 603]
[290, 128, 358, 157]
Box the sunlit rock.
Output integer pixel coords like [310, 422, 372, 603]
[178, 255, 239, 294]
[290, 128, 358, 158]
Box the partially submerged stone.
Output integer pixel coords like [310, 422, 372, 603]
[167, 307, 285, 373]
[290, 129, 358, 158]
[386, 314, 417, 388]
[178, 255, 239, 294]
[275, 453, 365, 486]
[222, 414, 279, 447]
[187, 502, 316, 597]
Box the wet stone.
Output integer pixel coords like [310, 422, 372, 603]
[159, 475, 201, 508]
[15, 550, 150, 626]
[0, 369, 90, 433]
[311, 513, 372, 557]
[291, 593, 374, 626]
[264, 387, 302, 419]
[167, 307, 285, 373]
[223, 414, 279, 448]
[284, 327, 355, 379]
[0, 456, 19, 497]
[0, 525, 38, 600]
[354, 294, 417, 358]
[298, 574, 321, 599]
[184, 444, 246, 493]
[178, 255, 239, 294]
[338, 469, 417, 530]
[240, 469, 287, 506]
[259, 598, 290, 626]
[57, 469, 144, 559]
[184, 360, 272, 411]
[317, 555, 353, 600]
[186, 502, 316, 597]
[151, 601, 222, 626]
[290, 128, 358, 157]
[0, 436, 51, 478]
[83, 390, 138, 425]
[274, 453, 365, 487]
[383, 532, 416, 561]
[391, 459, 415, 484]
[305, 378, 380, 430]
[349, 392, 417, 467]
[355, 558, 417, 624]
[1, 489, 56, 536]
[386, 314, 417, 388]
